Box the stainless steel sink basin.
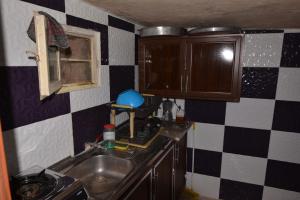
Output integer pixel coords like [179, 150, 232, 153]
[65, 155, 134, 197]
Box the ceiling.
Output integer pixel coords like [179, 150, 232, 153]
[86, 0, 300, 28]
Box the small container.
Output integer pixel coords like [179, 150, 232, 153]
[176, 106, 185, 124]
[103, 124, 115, 149]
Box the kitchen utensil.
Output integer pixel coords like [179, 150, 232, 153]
[116, 89, 144, 108]
[140, 26, 186, 37]
[188, 26, 241, 35]
[162, 99, 174, 122]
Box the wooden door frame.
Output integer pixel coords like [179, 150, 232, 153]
[0, 121, 11, 200]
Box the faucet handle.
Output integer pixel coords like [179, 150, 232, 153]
[84, 142, 98, 151]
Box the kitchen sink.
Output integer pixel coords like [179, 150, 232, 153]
[65, 155, 134, 198]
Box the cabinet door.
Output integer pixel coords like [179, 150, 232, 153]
[153, 145, 174, 200]
[139, 37, 185, 97]
[174, 134, 187, 200]
[35, 14, 62, 99]
[123, 170, 152, 200]
[186, 35, 242, 101]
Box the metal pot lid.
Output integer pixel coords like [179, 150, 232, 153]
[188, 27, 241, 34]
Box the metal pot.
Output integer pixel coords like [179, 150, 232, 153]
[188, 26, 241, 35]
[140, 26, 186, 37]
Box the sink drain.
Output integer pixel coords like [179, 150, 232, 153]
[95, 175, 106, 183]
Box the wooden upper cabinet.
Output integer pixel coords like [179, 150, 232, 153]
[186, 35, 242, 101]
[34, 14, 101, 100]
[34, 14, 62, 99]
[139, 37, 185, 97]
[138, 34, 243, 101]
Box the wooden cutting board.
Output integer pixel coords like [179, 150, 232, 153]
[115, 130, 161, 149]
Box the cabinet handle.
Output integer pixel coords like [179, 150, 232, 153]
[154, 172, 158, 199]
[180, 75, 183, 92]
[175, 145, 179, 163]
[172, 168, 175, 200]
[146, 82, 151, 89]
[185, 75, 189, 92]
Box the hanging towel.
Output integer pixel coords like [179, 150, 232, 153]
[27, 11, 69, 49]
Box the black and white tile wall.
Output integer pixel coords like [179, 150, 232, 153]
[185, 32, 300, 200]
[0, 0, 141, 174]
[1, 2, 300, 200]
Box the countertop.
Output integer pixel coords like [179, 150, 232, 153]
[159, 120, 192, 141]
[49, 121, 191, 200]
[50, 135, 171, 200]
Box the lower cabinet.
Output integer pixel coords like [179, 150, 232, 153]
[174, 134, 187, 200]
[123, 170, 152, 200]
[153, 145, 174, 200]
[122, 135, 187, 200]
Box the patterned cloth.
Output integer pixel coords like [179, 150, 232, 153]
[27, 11, 69, 49]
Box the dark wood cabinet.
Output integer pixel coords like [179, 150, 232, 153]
[153, 145, 174, 200]
[122, 136, 187, 200]
[139, 35, 243, 101]
[139, 37, 185, 97]
[174, 135, 187, 200]
[185, 35, 242, 101]
[123, 170, 152, 200]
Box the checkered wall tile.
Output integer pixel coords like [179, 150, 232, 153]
[186, 31, 300, 200]
[1, 0, 140, 173]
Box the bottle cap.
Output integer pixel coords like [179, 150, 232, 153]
[104, 124, 115, 129]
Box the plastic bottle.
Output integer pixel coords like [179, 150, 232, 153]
[103, 124, 115, 149]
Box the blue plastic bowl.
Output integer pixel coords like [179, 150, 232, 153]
[116, 89, 144, 108]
